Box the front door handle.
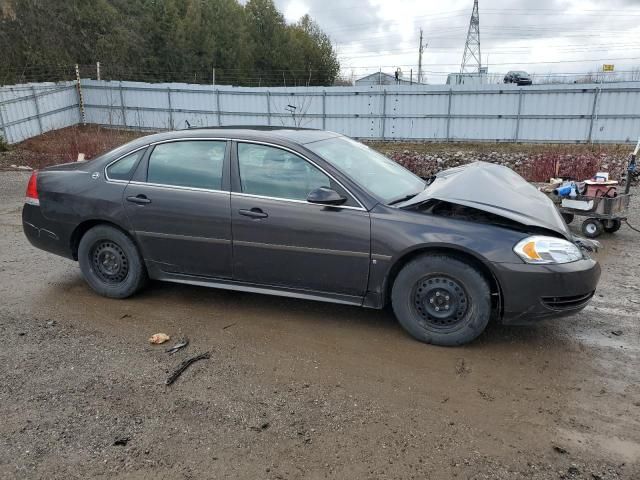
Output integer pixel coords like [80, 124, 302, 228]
[126, 194, 151, 205]
[239, 208, 268, 219]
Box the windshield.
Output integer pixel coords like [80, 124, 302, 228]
[305, 136, 425, 204]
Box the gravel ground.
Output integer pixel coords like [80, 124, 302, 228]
[0, 170, 639, 479]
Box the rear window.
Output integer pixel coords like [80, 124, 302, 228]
[106, 149, 145, 181]
[147, 141, 226, 190]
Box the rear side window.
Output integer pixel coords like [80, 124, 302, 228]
[237, 143, 331, 201]
[147, 141, 226, 190]
[106, 149, 145, 181]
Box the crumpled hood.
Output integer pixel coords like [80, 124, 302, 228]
[401, 161, 571, 238]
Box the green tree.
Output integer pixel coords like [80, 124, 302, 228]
[0, 0, 340, 86]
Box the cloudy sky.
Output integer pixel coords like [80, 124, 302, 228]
[274, 0, 640, 84]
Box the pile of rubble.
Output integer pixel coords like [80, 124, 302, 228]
[383, 148, 630, 182]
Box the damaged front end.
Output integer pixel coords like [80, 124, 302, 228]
[393, 162, 601, 324]
[398, 161, 597, 253]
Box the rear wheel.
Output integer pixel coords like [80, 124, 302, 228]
[561, 212, 574, 225]
[391, 254, 491, 346]
[78, 225, 147, 298]
[604, 219, 622, 233]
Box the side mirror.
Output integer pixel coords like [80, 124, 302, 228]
[307, 187, 347, 206]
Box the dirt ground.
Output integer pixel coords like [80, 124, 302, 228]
[1, 170, 639, 480]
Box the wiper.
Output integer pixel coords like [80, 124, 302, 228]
[388, 192, 421, 205]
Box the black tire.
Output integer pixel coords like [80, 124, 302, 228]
[561, 212, 574, 225]
[581, 218, 603, 238]
[78, 225, 147, 298]
[391, 254, 491, 346]
[604, 219, 622, 233]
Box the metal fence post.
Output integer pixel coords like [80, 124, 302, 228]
[31, 86, 43, 134]
[266, 91, 271, 126]
[0, 103, 8, 143]
[446, 88, 453, 142]
[167, 87, 174, 130]
[119, 81, 127, 127]
[322, 90, 327, 130]
[380, 90, 387, 140]
[587, 87, 600, 144]
[514, 88, 523, 142]
[215, 89, 222, 126]
[75, 64, 86, 126]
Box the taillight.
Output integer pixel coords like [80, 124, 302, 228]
[25, 170, 39, 206]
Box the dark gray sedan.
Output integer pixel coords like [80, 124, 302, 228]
[22, 128, 600, 345]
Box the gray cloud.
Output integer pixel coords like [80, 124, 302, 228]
[274, 0, 640, 81]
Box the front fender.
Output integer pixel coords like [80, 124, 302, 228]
[367, 205, 528, 306]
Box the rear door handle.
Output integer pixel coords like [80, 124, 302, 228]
[239, 208, 268, 219]
[126, 194, 151, 205]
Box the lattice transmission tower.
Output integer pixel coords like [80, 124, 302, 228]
[460, 0, 481, 73]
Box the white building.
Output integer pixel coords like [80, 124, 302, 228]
[355, 72, 417, 86]
[446, 72, 488, 86]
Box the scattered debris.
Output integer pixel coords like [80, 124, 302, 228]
[165, 351, 211, 385]
[149, 333, 170, 345]
[222, 323, 236, 330]
[113, 436, 130, 446]
[251, 422, 270, 431]
[166, 337, 189, 355]
[568, 465, 580, 475]
[553, 445, 569, 454]
[477, 389, 495, 401]
[611, 330, 623, 336]
[455, 358, 471, 376]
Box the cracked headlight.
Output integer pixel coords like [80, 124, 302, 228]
[514, 236, 582, 264]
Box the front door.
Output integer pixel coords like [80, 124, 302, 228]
[123, 139, 232, 278]
[231, 142, 370, 298]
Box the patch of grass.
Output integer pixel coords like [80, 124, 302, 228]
[0, 134, 9, 152]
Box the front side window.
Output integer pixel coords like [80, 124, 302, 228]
[106, 149, 145, 181]
[147, 141, 226, 190]
[237, 143, 331, 201]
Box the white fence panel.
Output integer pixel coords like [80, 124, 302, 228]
[3, 79, 640, 144]
[0, 82, 78, 144]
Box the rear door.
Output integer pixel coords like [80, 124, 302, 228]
[123, 139, 232, 278]
[230, 141, 371, 298]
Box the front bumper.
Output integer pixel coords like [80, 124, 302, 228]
[493, 258, 601, 324]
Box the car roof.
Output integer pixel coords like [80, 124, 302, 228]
[120, 127, 342, 149]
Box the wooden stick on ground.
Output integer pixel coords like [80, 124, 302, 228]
[165, 351, 210, 386]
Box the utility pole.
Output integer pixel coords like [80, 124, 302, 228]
[460, 0, 482, 73]
[417, 29, 424, 84]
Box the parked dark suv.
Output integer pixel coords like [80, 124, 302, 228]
[22, 128, 600, 346]
[504, 71, 533, 85]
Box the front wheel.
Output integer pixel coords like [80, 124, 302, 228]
[78, 225, 147, 298]
[581, 218, 603, 238]
[391, 254, 491, 346]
